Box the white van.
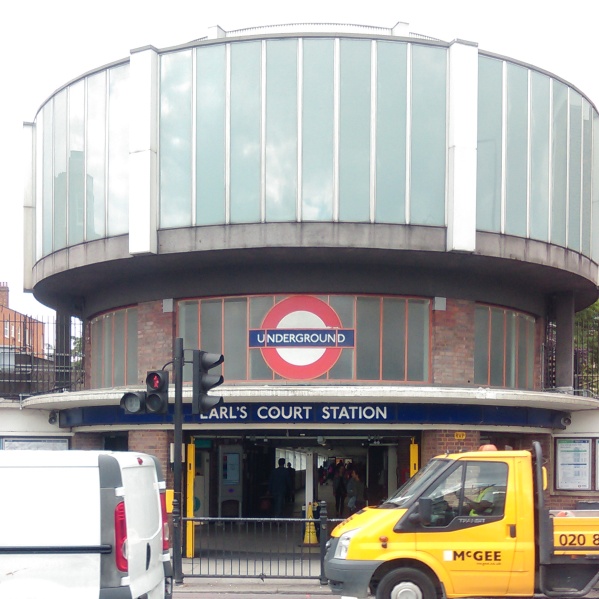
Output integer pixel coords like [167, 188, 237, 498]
[0, 450, 172, 599]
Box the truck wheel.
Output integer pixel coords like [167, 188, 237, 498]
[375, 567, 436, 599]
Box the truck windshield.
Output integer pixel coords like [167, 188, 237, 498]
[380, 459, 452, 508]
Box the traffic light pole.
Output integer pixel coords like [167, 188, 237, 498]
[172, 337, 184, 584]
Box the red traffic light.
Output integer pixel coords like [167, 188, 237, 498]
[146, 370, 167, 391]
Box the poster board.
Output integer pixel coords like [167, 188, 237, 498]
[555, 438, 591, 490]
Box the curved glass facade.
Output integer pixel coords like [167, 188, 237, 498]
[477, 55, 598, 256]
[158, 38, 447, 229]
[36, 64, 129, 259]
[32, 31, 599, 266]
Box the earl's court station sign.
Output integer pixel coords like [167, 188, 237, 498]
[249, 296, 355, 379]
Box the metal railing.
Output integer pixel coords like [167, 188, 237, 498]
[180, 502, 342, 582]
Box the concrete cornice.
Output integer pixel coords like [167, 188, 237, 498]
[20, 385, 599, 413]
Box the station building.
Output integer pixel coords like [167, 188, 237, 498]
[16, 22, 599, 515]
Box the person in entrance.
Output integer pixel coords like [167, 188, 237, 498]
[269, 457, 291, 517]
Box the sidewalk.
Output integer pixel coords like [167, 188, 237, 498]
[173, 576, 331, 595]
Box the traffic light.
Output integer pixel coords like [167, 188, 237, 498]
[145, 370, 169, 414]
[192, 350, 224, 415]
[120, 391, 147, 414]
[119, 370, 169, 415]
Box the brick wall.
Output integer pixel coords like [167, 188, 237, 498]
[137, 301, 175, 378]
[421, 429, 481, 464]
[432, 299, 475, 385]
[128, 429, 173, 487]
[71, 432, 104, 449]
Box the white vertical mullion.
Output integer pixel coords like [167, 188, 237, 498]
[548, 79, 553, 243]
[370, 40, 377, 223]
[580, 101, 585, 248]
[191, 49, 197, 225]
[65, 89, 70, 243]
[104, 73, 110, 237]
[225, 43, 231, 224]
[565, 88, 571, 248]
[83, 78, 88, 242]
[526, 70, 531, 238]
[333, 37, 340, 222]
[297, 38, 303, 222]
[405, 44, 412, 224]
[500, 61, 507, 234]
[261, 39, 267, 223]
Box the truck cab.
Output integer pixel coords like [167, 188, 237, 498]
[324, 442, 599, 599]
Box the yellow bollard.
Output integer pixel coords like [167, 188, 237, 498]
[303, 501, 318, 545]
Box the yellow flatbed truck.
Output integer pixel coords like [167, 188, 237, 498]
[324, 442, 599, 599]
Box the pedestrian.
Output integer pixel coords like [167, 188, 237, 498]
[346, 469, 365, 515]
[286, 462, 296, 503]
[332, 464, 347, 517]
[269, 457, 291, 517]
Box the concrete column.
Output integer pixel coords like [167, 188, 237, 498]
[446, 39, 478, 253]
[55, 310, 72, 390]
[555, 292, 575, 391]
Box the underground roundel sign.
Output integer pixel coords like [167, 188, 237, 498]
[248, 296, 355, 380]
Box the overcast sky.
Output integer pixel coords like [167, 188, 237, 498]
[1, 0, 597, 316]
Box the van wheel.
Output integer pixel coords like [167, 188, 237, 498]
[375, 567, 436, 599]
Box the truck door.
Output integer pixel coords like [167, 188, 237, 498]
[414, 458, 516, 596]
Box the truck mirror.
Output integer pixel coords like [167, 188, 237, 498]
[418, 497, 432, 526]
[542, 466, 548, 490]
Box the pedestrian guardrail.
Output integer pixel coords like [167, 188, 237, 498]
[180, 501, 342, 583]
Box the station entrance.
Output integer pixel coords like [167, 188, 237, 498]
[184, 432, 420, 522]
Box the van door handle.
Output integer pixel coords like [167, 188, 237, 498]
[146, 543, 151, 569]
[509, 524, 516, 538]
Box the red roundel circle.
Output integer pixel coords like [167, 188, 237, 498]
[260, 296, 344, 380]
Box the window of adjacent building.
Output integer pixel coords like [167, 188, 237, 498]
[90, 307, 137, 388]
[178, 294, 430, 383]
[474, 305, 535, 389]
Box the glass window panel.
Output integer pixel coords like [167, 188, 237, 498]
[102, 315, 113, 388]
[196, 45, 226, 225]
[160, 51, 192, 229]
[382, 298, 406, 380]
[527, 317, 535, 388]
[517, 315, 528, 389]
[250, 296, 274, 328]
[582, 101, 593, 256]
[224, 298, 248, 380]
[302, 39, 334, 220]
[407, 299, 428, 381]
[490, 309, 505, 386]
[474, 307, 489, 384]
[568, 92, 582, 252]
[376, 42, 407, 223]
[179, 301, 199, 382]
[328, 348, 354, 379]
[86, 72, 106, 241]
[410, 45, 446, 226]
[126, 308, 138, 385]
[530, 71, 550, 242]
[68, 81, 85, 246]
[356, 297, 381, 380]
[328, 295, 355, 327]
[551, 81, 568, 247]
[339, 39, 371, 222]
[230, 42, 262, 223]
[477, 56, 503, 232]
[250, 349, 273, 380]
[91, 317, 102, 388]
[53, 90, 68, 251]
[107, 65, 129, 236]
[200, 300, 223, 375]
[265, 39, 298, 221]
[113, 310, 125, 386]
[505, 64, 528, 237]
[42, 103, 54, 256]
[505, 312, 516, 387]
